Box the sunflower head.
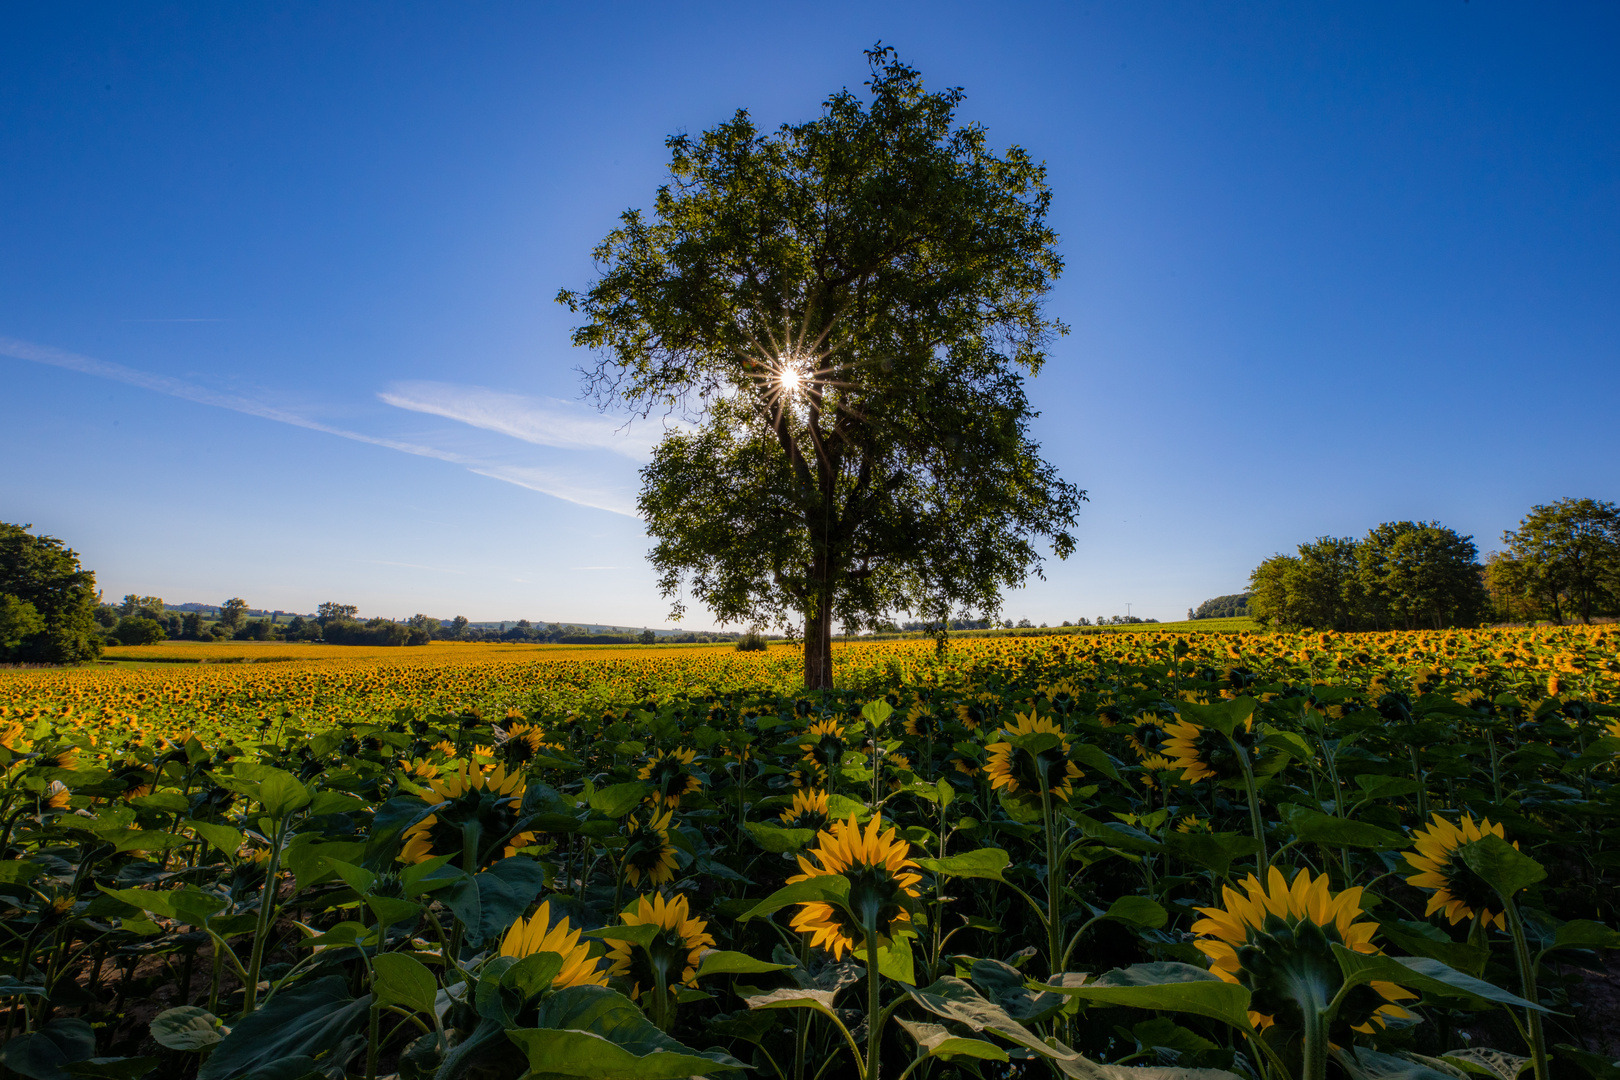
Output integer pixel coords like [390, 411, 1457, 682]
[41, 780, 71, 811]
[1126, 714, 1167, 757]
[802, 719, 846, 771]
[903, 704, 937, 739]
[787, 815, 922, 960]
[1404, 813, 1518, 930]
[500, 900, 607, 990]
[623, 809, 681, 889]
[638, 748, 702, 809]
[780, 788, 831, 831]
[1159, 716, 1256, 784]
[400, 761, 536, 867]
[984, 712, 1083, 805]
[1137, 754, 1179, 790]
[1193, 866, 1415, 1037]
[606, 892, 716, 1000]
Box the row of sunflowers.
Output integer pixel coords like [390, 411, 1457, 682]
[0, 624, 1617, 1080]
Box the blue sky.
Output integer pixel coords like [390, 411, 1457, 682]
[3, 2, 1616, 627]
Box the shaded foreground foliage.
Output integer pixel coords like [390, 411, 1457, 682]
[2, 627, 1620, 1080]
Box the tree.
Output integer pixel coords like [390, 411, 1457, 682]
[317, 602, 358, 625]
[0, 523, 102, 663]
[408, 614, 441, 636]
[219, 597, 249, 632]
[119, 594, 165, 621]
[113, 617, 166, 645]
[448, 615, 470, 640]
[0, 594, 46, 653]
[559, 49, 1084, 688]
[1358, 522, 1486, 630]
[1495, 498, 1620, 624]
[639, 629, 657, 644]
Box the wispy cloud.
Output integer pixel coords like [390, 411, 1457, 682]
[380, 381, 672, 460]
[0, 335, 637, 517]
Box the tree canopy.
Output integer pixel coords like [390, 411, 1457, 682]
[559, 48, 1084, 687]
[1486, 497, 1620, 624]
[1249, 521, 1487, 631]
[0, 522, 102, 664]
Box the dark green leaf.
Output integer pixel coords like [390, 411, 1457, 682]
[372, 953, 438, 1015]
[915, 848, 1009, 882]
[148, 1007, 225, 1051]
[738, 876, 849, 921]
[507, 985, 747, 1078]
[197, 977, 370, 1080]
[894, 1019, 1008, 1062]
[1460, 837, 1545, 898]
[1045, 963, 1252, 1030]
[0, 1018, 97, 1080]
[1330, 947, 1549, 1012]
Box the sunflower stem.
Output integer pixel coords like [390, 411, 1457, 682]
[1234, 744, 1269, 870]
[1502, 899, 1549, 1080]
[862, 923, 882, 1080]
[243, 814, 287, 1015]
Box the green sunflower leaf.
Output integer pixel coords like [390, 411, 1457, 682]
[742, 822, 815, 853]
[508, 985, 748, 1078]
[1280, 805, 1408, 849]
[1041, 963, 1253, 1030]
[372, 953, 438, 1016]
[894, 1019, 1009, 1062]
[904, 977, 1077, 1060]
[737, 875, 850, 921]
[1460, 836, 1546, 898]
[1329, 947, 1551, 1012]
[695, 950, 793, 977]
[914, 848, 1009, 881]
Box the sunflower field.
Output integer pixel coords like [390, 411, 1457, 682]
[2, 625, 1619, 1080]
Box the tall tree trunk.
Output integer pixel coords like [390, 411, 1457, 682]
[802, 607, 834, 690]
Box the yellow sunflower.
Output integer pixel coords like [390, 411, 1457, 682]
[399, 761, 536, 866]
[1137, 754, 1179, 790]
[41, 780, 71, 811]
[903, 704, 938, 739]
[1193, 866, 1415, 1035]
[606, 892, 715, 1000]
[622, 808, 681, 889]
[0, 722, 28, 753]
[1403, 813, 1518, 930]
[1160, 716, 1248, 783]
[638, 748, 703, 810]
[787, 815, 922, 960]
[500, 901, 607, 989]
[984, 713, 1083, 803]
[779, 788, 830, 831]
[1125, 714, 1167, 757]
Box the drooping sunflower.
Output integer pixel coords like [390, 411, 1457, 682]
[400, 761, 537, 867]
[622, 808, 681, 889]
[1125, 714, 1168, 757]
[955, 698, 990, 731]
[0, 722, 29, 753]
[495, 722, 559, 767]
[638, 748, 703, 810]
[606, 892, 716, 1000]
[41, 780, 71, 811]
[1404, 813, 1518, 930]
[1193, 866, 1415, 1036]
[1160, 715, 1249, 784]
[1137, 753, 1179, 791]
[788, 815, 922, 960]
[779, 788, 831, 831]
[984, 713, 1084, 804]
[500, 900, 607, 990]
[35, 746, 80, 771]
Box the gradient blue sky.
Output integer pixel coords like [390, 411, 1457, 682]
[3, 3, 1616, 627]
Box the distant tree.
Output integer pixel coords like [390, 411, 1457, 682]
[639, 629, 657, 644]
[1493, 499, 1620, 624]
[1358, 522, 1486, 630]
[1015, 618, 1033, 628]
[180, 612, 205, 640]
[119, 594, 165, 621]
[234, 619, 275, 642]
[560, 49, 1084, 688]
[317, 602, 358, 626]
[219, 598, 249, 632]
[0, 595, 46, 654]
[0, 523, 102, 663]
[408, 614, 441, 636]
[447, 616, 470, 640]
[1191, 593, 1252, 620]
[113, 617, 166, 645]
[94, 602, 119, 629]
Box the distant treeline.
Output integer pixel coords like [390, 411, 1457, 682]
[1248, 499, 1620, 630]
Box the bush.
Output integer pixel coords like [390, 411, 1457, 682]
[735, 631, 768, 651]
[113, 617, 167, 645]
